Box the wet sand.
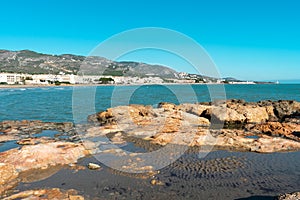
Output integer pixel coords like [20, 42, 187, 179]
[15, 146, 300, 200]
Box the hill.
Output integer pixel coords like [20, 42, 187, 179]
[0, 50, 179, 79]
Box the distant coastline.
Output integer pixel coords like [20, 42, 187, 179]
[0, 81, 281, 89]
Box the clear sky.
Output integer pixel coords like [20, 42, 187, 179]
[0, 0, 299, 81]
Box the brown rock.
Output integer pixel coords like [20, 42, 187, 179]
[228, 104, 269, 123]
[212, 106, 245, 124]
[3, 188, 84, 200]
[150, 179, 164, 186]
[91, 105, 157, 127]
[249, 122, 300, 138]
[160, 112, 182, 133]
[96, 108, 115, 124]
[273, 100, 300, 120]
[69, 195, 85, 200]
[152, 132, 175, 145]
[0, 142, 90, 172]
[128, 105, 157, 126]
[178, 103, 210, 117]
[0, 134, 18, 143]
[0, 141, 92, 195]
[277, 191, 300, 200]
[84, 100, 300, 153]
[0, 163, 19, 195]
[158, 102, 177, 110]
[178, 102, 269, 124]
[17, 137, 55, 145]
[265, 105, 278, 121]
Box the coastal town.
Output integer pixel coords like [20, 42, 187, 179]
[0, 72, 258, 86]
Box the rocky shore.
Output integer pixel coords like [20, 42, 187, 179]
[87, 99, 300, 153]
[0, 100, 300, 199]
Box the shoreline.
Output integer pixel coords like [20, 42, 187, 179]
[0, 82, 281, 89]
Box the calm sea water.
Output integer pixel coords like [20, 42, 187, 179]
[0, 84, 299, 122]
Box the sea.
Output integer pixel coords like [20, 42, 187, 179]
[0, 84, 299, 122]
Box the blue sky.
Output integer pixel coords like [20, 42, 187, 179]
[0, 0, 299, 81]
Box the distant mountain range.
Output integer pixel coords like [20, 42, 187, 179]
[0, 49, 267, 83]
[0, 49, 179, 79]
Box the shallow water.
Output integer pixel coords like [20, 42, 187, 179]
[0, 140, 19, 152]
[34, 130, 59, 138]
[16, 149, 300, 200]
[244, 135, 260, 139]
[0, 130, 65, 153]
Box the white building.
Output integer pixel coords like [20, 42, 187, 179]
[27, 74, 76, 84]
[0, 73, 77, 85]
[0, 73, 23, 84]
[59, 74, 75, 84]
